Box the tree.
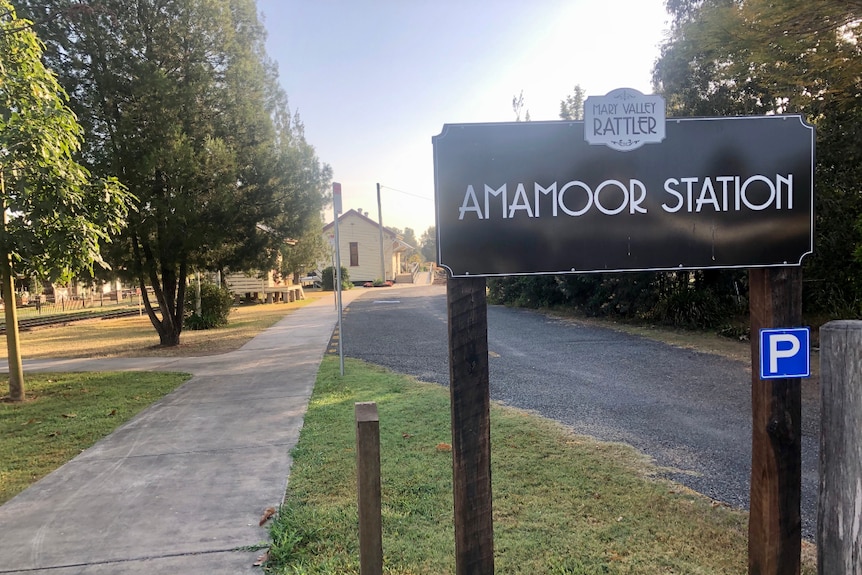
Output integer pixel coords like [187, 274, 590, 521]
[401, 227, 420, 266]
[655, 0, 862, 115]
[512, 90, 530, 122]
[389, 226, 419, 263]
[280, 216, 328, 281]
[654, 0, 862, 315]
[20, 0, 330, 346]
[0, 1, 131, 400]
[420, 226, 436, 263]
[496, 2, 862, 323]
[559, 84, 585, 120]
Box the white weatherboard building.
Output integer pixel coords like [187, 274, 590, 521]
[322, 209, 412, 284]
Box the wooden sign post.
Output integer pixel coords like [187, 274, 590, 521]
[447, 276, 494, 575]
[434, 111, 814, 575]
[748, 267, 803, 575]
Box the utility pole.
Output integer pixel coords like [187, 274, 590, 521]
[377, 183, 386, 282]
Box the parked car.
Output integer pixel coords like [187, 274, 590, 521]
[300, 271, 321, 288]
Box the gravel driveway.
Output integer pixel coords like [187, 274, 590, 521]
[340, 284, 820, 539]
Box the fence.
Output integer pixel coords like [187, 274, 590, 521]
[0, 292, 147, 324]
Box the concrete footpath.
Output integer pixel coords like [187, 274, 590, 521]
[0, 289, 366, 574]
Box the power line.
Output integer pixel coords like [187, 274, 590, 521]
[379, 185, 433, 201]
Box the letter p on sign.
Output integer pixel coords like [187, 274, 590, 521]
[759, 327, 810, 380]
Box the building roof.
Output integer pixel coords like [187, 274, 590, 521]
[322, 209, 401, 241]
[322, 209, 417, 253]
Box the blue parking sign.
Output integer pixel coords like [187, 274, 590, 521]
[759, 327, 810, 380]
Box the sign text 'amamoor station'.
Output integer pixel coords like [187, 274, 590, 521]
[434, 89, 816, 575]
[433, 90, 814, 277]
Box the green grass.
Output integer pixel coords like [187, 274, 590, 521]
[267, 356, 816, 575]
[0, 302, 818, 573]
[0, 371, 190, 504]
[3, 296, 323, 359]
[0, 298, 318, 501]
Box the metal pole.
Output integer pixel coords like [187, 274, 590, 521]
[334, 209, 345, 376]
[332, 246, 337, 310]
[377, 183, 386, 282]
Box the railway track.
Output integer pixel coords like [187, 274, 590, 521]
[0, 308, 142, 334]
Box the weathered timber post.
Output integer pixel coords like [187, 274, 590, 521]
[447, 276, 494, 575]
[748, 267, 803, 575]
[818, 321, 862, 575]
[355, 402, 383, 575]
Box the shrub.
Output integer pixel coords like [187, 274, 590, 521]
[321, 266, 351, 291]
[488, 276, 561, 308]
[648, 287, 727, 329]
[184, 280, 234, 330]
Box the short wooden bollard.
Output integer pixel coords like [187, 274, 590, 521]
[818, 321, 862, 575]
[355, 402, 383, 575]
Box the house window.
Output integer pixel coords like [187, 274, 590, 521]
[349, 242, 359, 267]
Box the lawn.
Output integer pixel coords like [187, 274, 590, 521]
[0, 371, 190, 504]
[0, 297, 320, 503]
[265, 356, 817, 575]
[0, 296, 818, 573]
[1, 294, 326, 359]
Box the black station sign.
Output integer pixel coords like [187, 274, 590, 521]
[432, 116, 814, 277]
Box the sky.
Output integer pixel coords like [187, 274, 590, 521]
[255, 0, 671, 239]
